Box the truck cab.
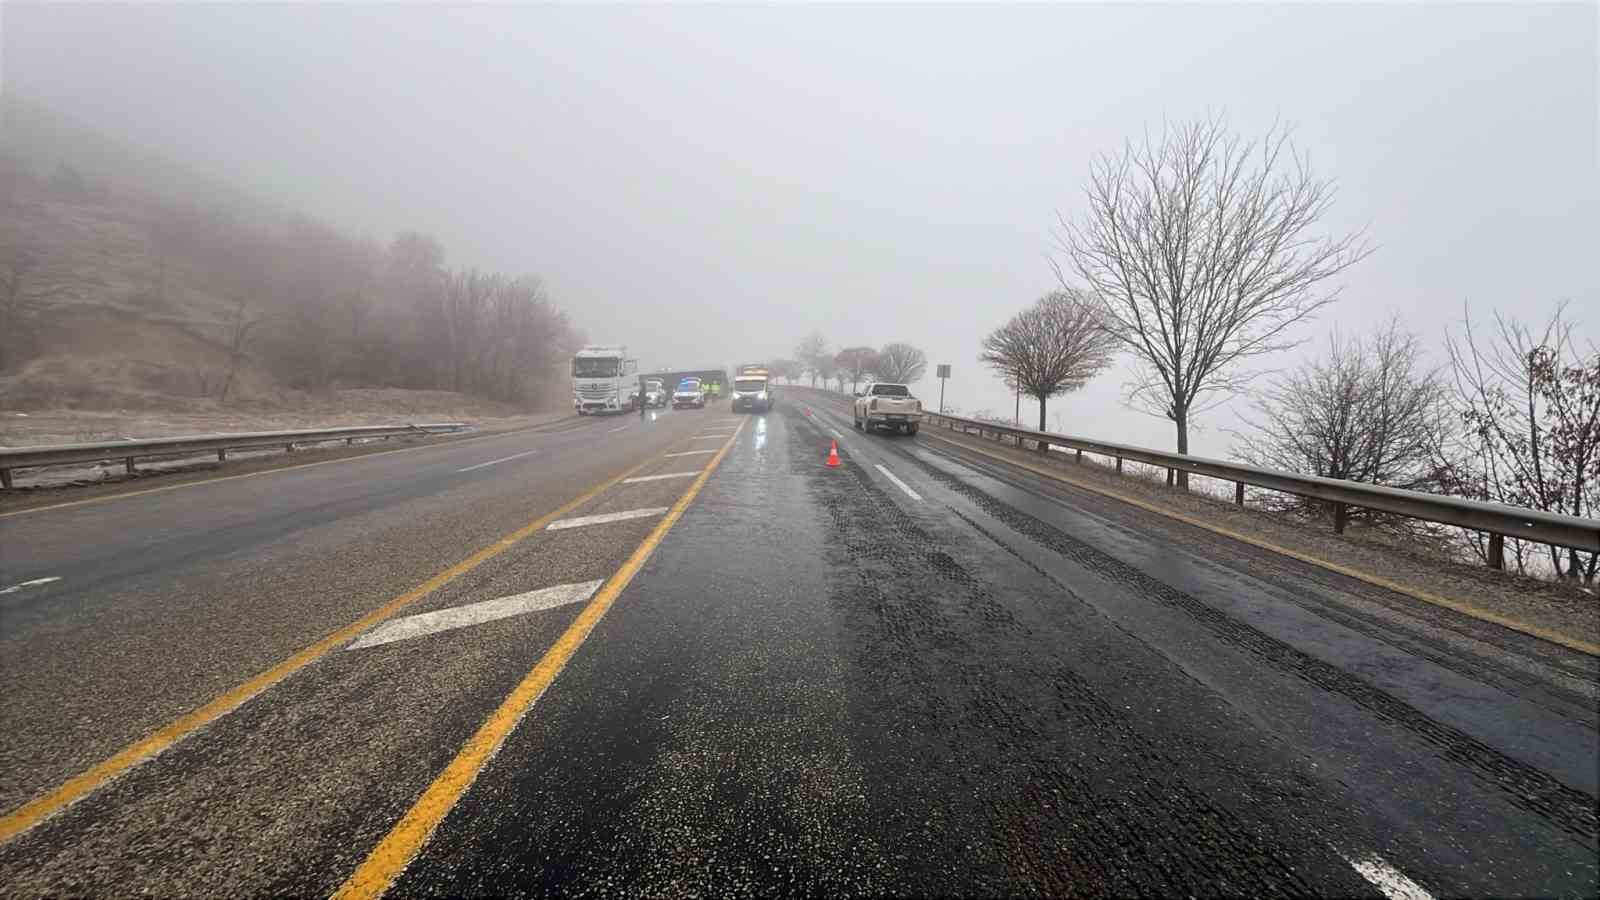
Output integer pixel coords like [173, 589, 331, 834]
[572, 346, 638, 415]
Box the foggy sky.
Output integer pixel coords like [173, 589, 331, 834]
[5, 3, 1596, 454]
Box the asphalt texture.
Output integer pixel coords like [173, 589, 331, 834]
[1, 395, 1595, 898]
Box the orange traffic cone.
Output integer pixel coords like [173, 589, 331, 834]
[826, 439, 841, 467]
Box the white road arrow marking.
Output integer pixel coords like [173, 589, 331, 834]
[622, 471, 699, 484]
[0, 576, 62, 595]
[1343, 853, 1434, 900]
[347, 580, 604, 650]
[546, 507, 669, 531]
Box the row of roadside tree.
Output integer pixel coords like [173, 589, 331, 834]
[806, 116, 1597, 583]
[762, 339, 930, 395]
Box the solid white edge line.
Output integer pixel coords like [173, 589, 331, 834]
[606, 425, 630, 433]
[621, 471, 700, 484]
[664, 450, 717, 457]
[874, 464, 923, 501]
[545, 507, 669, 531]
[456, 449, 538, 473]
[1343, 853, 1435, 900]
[347, 580, 604, 650]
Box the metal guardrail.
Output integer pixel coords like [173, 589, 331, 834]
[917, 410, 1598, 569]
[0, 423, 469, 489]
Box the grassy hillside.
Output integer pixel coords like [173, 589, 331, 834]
[0, 96, 576, 416]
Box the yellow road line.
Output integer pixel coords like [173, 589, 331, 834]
[0, 422, 571, 519]
[0, 453, 658, 845]
[921, 428, 1600, 658]
[333, 419, 746, 900]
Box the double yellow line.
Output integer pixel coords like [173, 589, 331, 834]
[0, 423, 742, 851]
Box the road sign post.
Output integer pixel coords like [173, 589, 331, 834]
[936, 364, 951, 413]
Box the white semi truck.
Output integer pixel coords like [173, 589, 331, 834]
[572, 345, 639, 415]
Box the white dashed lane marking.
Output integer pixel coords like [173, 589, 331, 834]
[546, 507, 669, 531]
[606, 425, 630, 433]
[347, 580, 604, 650]
[621, 472, 700, 484]
[0, 576, 62, 595]
[665, 449, 717, 457]
[874, 464, 923, 501]
[456, 450, 538, 473]
[688, 435, 726, 441]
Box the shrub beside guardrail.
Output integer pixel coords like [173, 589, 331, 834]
[918, 410, 1598, 570]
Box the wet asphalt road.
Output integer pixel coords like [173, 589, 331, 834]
[1, 396, 1596, 897]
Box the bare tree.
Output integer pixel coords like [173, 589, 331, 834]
[795, 332, 828, 387]
[1056, 117, 1372, 484]
[1233, 319, 1450, 531]
[1441, 302, 1599, 581]
[767, 358, 804, 384]
[816, 352, 841, 393]
[835, 346, 879, 393]
[382, 231, 447, 387]
[217, 296, 266, 402]
[876, 342, 927, 384]
[979, 289, 1118, 431]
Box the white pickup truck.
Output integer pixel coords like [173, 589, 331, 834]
[853, 382, 922, 434]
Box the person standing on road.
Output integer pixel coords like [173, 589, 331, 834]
[639, 375, 649, 417]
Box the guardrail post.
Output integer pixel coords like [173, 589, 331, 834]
[1115, 456, 1123, 474]
[285, 442, 296, 452]
[1333, 502, 1349, 534]
[0, 468, 11, 489]
[125, 457, 137, 475]
[1075, 448, 1082, 463]
[1488, 533, 1505, 570]
[1165, 468, 1174, 487]
[1235, 482, 1244, 505]
[217, 448, 227, 463]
